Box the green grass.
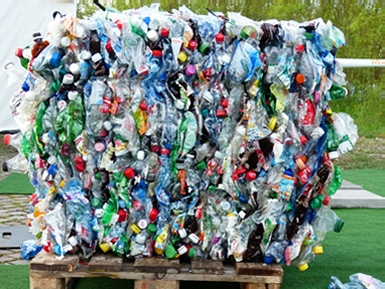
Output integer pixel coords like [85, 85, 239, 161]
[0, 173, 34, 195]
[1, 209, 384, 289]
[341, 169, 385, 197]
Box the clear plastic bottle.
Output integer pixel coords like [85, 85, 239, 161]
[2, 153, 28, 173]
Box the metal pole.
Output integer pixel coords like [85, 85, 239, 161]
[93, 0, 106, 11]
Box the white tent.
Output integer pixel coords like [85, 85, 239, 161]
[0, 0, 77, 133]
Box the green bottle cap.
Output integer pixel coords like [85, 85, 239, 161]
[196, 161, 206, 171]
[286, 202, 293, 213]
[165, 244, 177, 259]
[199, 42, 210, 54]
[334, 219, 345, 233]
[208, 185, 216, 192]
[94, 171, 101, 181]
[188, 247, 196, 258]
[310, 195, 324, 210]
[50, 79, 61, 93]
[147, 223, 157, 234]
[304, 32, 314, 40]
[91, 198, 102, 208]
[201, 108, 209, 118]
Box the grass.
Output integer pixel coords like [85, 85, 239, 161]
[341, 169, 385, 197]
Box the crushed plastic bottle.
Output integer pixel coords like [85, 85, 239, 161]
[4, 7, 358, 268]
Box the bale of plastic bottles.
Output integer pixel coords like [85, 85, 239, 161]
[4, 5, 359, 270]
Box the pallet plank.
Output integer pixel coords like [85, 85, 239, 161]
[240, 284, 267, 289]
[134, 280, 179, 289]
[29, 251, 79, 272]
[30, 276, 65, 289]
[88, 253, 123, 272]
[134, 258, 180, 274]
[235, 263, 283, 277]
[191, 259, 224, 275]
[267, 284, 281, 289]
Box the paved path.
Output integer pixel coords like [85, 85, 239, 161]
[0, 180, 384, 265]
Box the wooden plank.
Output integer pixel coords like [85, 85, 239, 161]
[29, 251, 79, 272]
[134, 280, 179, 289]
[30, 276, 65, 289]
[191, 259, 224, 275]
[88, 253, 123, 272]
[235, 263, 283, 277]
[241, 284, 267, 289]
[30, 263, 282, 284]
[134, 258, 180, 274]
[267, 284, 281, 289]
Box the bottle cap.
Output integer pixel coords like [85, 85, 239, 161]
[185, 64, 195, 76]
[177, 245, 188, 255]
[264, 255, 274, 264]
[50, 51, 62, 68]
[147, 223, 157, 234]
[216, 109, 227, 117]
[47, 164, 58, 175]
[188, 40, 198, 51]
[137, 150, 146, 161]
[94, 208, 104, 218]
[323, 196, 331, 206]
[100, 242, 110, 253]
[60, 36, 71, 47]
[94, 142, 105, 152]
[196, 161, 206, 170]
[130, 224, 141, 235]
[295, 73, 305, 85]
[178, 228, 187, 239]
[298, 263, 309, 271]
[136, 233, 146, 245]
[147, 29, 159, 42]
[178, 51, 188, 63]
[103, 121, 112, 131]
[138, 219, 148, 230]
[15, 48, 24, 58]
[149, 208, 158, 222]
[200, 108, 209, 118]
[2, 162, 8, 172]
[310, 195, 324, 210]
[199, 42, 210, 54]
[152, 49, 162, 58]
[313, 245, 324, 254]
[124, 167, 135, 179]
[165, 244, 177, 259]
[25, 91, 36, 101]
[215, 33, 225, 43]
[91, 53, 102, 63]
[32, 32, 43, 42]
[188, 233, 200, 244]
[62, 74, 74, 85]
[238, 210, 246, 219]
[68, 90, 78, 101]
[188, 247, 196, 258]
[69, 63, 80, 75]
[300, 135, 308, 145]
[334, 219, 345, 233]
[245, 170, 257, 181]
[81, 50, 91, 60]
[68, 236, 78, 247]
[3, 134, 12, 145]
[160, 28, 169, 38]
[268, 116, 277, 131]
[91, 198, 102, 208]
[220, 201, 231, 212]
[47, 155, 57, 165]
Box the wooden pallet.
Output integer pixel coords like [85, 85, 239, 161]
[29, 251, 283, 289]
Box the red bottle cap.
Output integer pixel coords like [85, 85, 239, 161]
[152, 49, 162, 58]
[117, 209, 127, 222]
[73, 155, 83, 164]
[124, 167, 135, 179]
[323, 195, 331, 206]
[15, 48, 24, 58]
[160, 28, 169, 38]
[149, 208, 159, 223]
[215, 33, 225, 43]
[160, 148, 170, 155]
[221, 99, 229, 108]
[195, 207, 202, 219]
[296, 73, 305, 84]
[3, 134, 11, 145]
[295, 43, 305, 53]
[216, 109, 227, 117]
[133, 200, 143, 211]
[300, 135, 308, 145]
[75, 162, 86, 172]
[106, 39, 113, 53]
[188, 40, 198, 51]
[235, 166, 247, 175]
[139, 101, 148, 111]
[115, 20, 124, 30]
[245, 170, 257, 181]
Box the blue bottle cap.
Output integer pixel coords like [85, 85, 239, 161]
[284, 169, 294, 177]
[264, 255, 275, 264]
[118, 199, 126, 209]
[239, 194, 248, 204]
[21, 81, 30, 92]
[142, 16, 151, 25]
[50, 51, 62, 68]
[47, 165, 58, 175]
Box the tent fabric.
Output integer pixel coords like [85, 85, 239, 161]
[0, 0, 77, 133]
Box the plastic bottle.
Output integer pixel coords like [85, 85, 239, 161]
[2, 153, 28, 173]
[329, 274, 385, 289]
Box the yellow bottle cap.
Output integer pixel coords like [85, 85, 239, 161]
[178, 52, 188, 63]
[298, 263, 309, 271]
[60, 180, 66, 188]
[313, 245, 324, 255]
[268, 116, 277, 131]
[100, 242, 110, 253]
[130, 224, 141, 235]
